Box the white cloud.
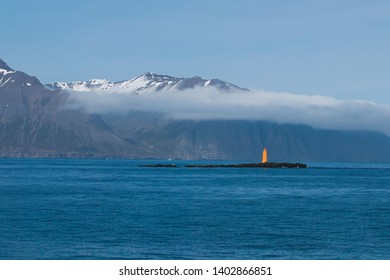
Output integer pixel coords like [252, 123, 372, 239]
[65, 87, 390, 135]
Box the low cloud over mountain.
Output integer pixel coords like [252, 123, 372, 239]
[65, 86, 390, 136]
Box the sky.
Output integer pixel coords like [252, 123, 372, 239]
[1, 0, 390, 103]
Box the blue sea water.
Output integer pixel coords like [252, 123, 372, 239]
[0, 159, 389, 260]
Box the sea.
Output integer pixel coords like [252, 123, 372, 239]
[0, 159, 389, 260]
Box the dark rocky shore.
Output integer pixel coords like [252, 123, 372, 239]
[140, 162, 307, 168]
[140, 164, 179, 168]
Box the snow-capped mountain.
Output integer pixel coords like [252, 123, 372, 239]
[0, 58, 14, 74]
[0, 58, 42, 89]
[0, 59, 17, 88]
[45, 72, 248, 93]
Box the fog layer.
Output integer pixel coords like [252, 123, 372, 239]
[66, 87, 390, 135]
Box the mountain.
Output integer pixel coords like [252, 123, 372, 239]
[2, 58, 390, 162]
[0, 58, 144, 158]
[0, 59, 42, 90]
[0, 59, 14, 75]
[45, 72, 248, 93]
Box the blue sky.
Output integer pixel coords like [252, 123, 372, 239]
[2, 0, 390, 102]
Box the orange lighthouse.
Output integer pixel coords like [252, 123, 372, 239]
[262, 147, 268, 163]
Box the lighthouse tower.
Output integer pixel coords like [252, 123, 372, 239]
[262, 147, 268, 163]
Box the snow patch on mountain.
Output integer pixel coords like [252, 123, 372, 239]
[0, 63, 16, 87]
[0, 69, 16, 76]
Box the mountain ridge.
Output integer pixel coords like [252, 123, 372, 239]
[45, 72, 248, 94]
[1, 57, 390, 162]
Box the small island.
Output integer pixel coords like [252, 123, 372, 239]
[139, 164, 178, 168]
[139, 148, 307, 169]
[184, 162, 307, 168]
[140, 162, 307, 168]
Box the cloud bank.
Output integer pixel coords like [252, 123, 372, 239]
[65, 87, 390, 135]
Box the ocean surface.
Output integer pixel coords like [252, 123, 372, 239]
[0, 159, 389, 260]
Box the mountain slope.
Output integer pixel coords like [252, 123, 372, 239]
[0, 59, 146, 158]
[102, 112, 390, 162]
